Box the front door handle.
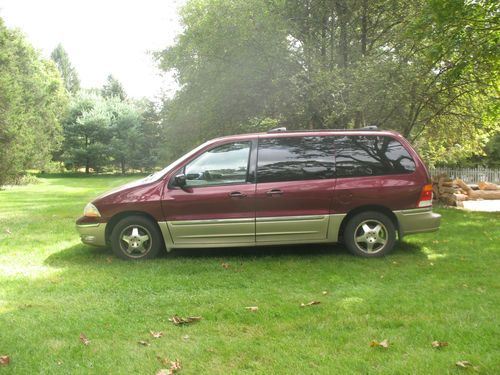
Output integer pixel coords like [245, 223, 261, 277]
[229, 191, 247, 198]
[266, 189, 283, 196]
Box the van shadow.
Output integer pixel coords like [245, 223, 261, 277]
[45, 240, 424, 267]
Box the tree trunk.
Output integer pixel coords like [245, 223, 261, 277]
[121, 160, 125, 175]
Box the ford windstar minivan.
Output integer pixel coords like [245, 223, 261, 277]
[76, 127, 441, 259]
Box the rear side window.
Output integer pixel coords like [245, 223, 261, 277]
[334, 135, 416, 178]
[257, 136, 335, 183]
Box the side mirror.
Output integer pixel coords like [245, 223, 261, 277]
[174, 173, 187, 188]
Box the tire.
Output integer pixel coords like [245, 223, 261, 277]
[344, 211, 396, 257]
[110, 215, 164, 260]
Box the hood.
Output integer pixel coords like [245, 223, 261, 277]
[93, 175, 161, 202]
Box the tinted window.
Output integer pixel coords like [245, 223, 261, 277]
[334, 136, 416, 177]
[184, 141, 251, 186]
[257, 137, 335, 183]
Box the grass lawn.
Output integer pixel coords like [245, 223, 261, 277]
[0, 176, 499, 374]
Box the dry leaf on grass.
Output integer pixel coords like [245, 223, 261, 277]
[169, 315, 202, 325]
[245, 306, 258, 312]
[221, 262, 230, 269]
[5, 229, 12, 235]
[322, 291, 328, 295]
[370, 339, 389, 348]
[431, 341, 448, 348]
[138, 340, 150, 346]
[156, 359, 181, 375]
[300, 301, 320, 307]
[0, 356, 10, 365]
[79, 333, 90, 346]
[150, 331, 164, 338]
[456, 360, 478, 370]
[182, 335, 190, 340]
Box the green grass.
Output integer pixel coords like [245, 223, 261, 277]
[0, 176, 499, 374]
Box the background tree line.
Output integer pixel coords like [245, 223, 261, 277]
[0, 20, 164, 185]
[157, 0, 499, 165]
[1, 0, 498, 186]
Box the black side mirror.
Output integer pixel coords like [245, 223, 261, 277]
[174, 173, 187, 188]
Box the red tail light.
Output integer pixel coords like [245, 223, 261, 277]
[417, 184, 433, 207]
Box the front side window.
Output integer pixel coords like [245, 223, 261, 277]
[334, 136, 416, 178]
[257, 136, 335, 183]
[184, 141, 251, 186]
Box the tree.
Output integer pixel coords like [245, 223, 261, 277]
[50, 43, 81, 94]
[102, 74, 127, 100]
[0, 18, 68, 185]
[157, 0, 499, 164]
[108, 98, 142, 174]
[62, 92, 112, 173]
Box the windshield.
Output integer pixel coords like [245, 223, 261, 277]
[141, 140, 213, 183]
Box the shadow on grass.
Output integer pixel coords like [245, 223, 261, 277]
[44, 240, 424, 267]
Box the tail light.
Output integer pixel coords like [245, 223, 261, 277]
[417, 184, 433, 207]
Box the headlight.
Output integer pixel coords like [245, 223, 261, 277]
[83, 202, 101, 217]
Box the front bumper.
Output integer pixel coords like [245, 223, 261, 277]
[76, 221, 107, 247]
[394, 208, 441, 237]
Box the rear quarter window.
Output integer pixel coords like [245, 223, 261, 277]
[334, 135, 416, 178]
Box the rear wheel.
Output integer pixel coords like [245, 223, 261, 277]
[344, 211, 396, 257]
[110, 216, 163, 260]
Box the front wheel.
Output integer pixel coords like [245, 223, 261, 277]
[110, 216, 164, 260]
[344, 211, 396, 257]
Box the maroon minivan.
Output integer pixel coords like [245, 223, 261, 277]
[76, 127, 441, 259]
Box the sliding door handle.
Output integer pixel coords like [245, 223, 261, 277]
[266, 189, 283, 196]
[229, 191, 247, 198]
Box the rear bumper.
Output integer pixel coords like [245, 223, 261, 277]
[394, 208, 441, 237]
[76, 220, 107, 247]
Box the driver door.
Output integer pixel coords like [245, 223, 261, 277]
[162, 140, 256, 246]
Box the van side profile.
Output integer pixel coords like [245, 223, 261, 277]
[76, 127, 441, 259]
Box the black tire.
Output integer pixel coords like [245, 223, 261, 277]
[110, 215, 164, 260]
[344, 211, 396, 257]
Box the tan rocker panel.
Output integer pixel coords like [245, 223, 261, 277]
[159, 214, 346, 250]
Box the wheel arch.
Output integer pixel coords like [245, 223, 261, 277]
[338, 205, 400, 240]
[105, 211, 162, 244]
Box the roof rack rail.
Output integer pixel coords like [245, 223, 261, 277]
[267, 127, 287, 133]
[267, 126, 381, 133]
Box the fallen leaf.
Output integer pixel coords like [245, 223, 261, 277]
[245, 306, 258, 312]
[431, 341, 448, 348]
[79, 333, 90, 346]
[0, 356, 10, 365]
[5, 229, 12, 235]
[170, 359, 181, 372]
[370, 339, 389, 348]
[300, 301, 320, 307]
[156, 359, 182, 375]
[322, 291, 328, 295]
[456, 360, 475, 369]
[182, 335, 190, 340]
[106, 257, 113, 263]
[150, 331, 164, 338]
[169, 315, 202, 325]
[138, 340, 150, 346]
[221, 262, 230, 269]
